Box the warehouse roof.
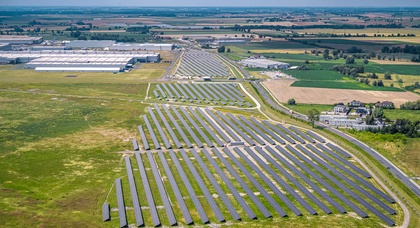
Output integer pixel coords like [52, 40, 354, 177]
[35, 67, 121, 72]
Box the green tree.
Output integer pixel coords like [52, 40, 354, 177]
[384, 72, 392, 80]
[287, 98, 296, 105]
[307, 109, 320, 128]
[218, 46, 226, 53]
[373, 107, 384, 118]
[346, 56, 355, 64]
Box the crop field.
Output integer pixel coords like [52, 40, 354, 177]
[175, 50, 230, 77]
[149, 82, 254, 107]
[263, 79, 420, 106]
[102, 104, 402, 227]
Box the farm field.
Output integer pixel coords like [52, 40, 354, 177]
[291, 80, 404, 91]
[263, 79, 420, 106]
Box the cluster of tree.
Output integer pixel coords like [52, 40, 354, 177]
[366, 23, 404, 28]
[400, 100, 420, 110]
[371, 80, 384, 87]
[287, 98, 296, 105]
[89, 33, 136, 42]
[65, 26, 91, 31]
[382, 45, 420, 54]
[126, 26, 149, 34]
[365, 119, 420, 138]
[404, 81, 420, 91]
[358, 78, 370, 85]
[347, 46, 363, 53]
[217, 46, 226, 53]
[411, 55, 420, 63]
[366, 73, 378, 79]
[331, 64, 364, 77]
[228, 24, 366, 33]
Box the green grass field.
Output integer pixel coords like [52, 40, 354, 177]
[291, 80, 404, 91]
[384, 109, 420, 121]
[285, 70, 347, 81]
[283, 103, 334, 114]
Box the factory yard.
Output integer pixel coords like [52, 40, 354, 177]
[263, 79, 420, 107]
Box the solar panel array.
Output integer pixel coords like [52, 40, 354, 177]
[104, 105, 398, 227]
[153, 83, 252, 107]
[175, 50, 230, 77]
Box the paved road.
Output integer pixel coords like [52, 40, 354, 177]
[251, 79, 420, 199]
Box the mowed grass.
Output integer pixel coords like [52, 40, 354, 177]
[286, 70, 347, 81]
[0, 64, 166, 83]
[283, 103, 334, 115]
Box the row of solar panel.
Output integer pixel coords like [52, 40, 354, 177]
[153, 83, 252, 107]
[136, 104, 325, 150]
[104, 145, 395, 227]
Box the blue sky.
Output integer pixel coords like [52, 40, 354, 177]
[1, 0, 420, 7]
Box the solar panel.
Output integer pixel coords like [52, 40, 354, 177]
[143, 115, 160, 150]
[124, 156, 144, 227]
[190, 149, 241, 220]
[212, 148, 272, 218]
[287, 145, 395, 226]
[301, 144, 395, 214]
[170, 105, 203, 148]
[201, 148, 256, 219]
[187, 106, 224, 147]
[289, 126, 315, 143]
[146, 151, 177, 226]
[157, 151, 193, 225]
[153, 104, 182, 149]
[273, 146, 367, 217]
[216, 111, 255, 146]
[178, 106, 214, 147]
[205, 108, 240, 142]
[168, 150, 209, 223]
[162, 105, 193, 148]
[262, 120, 295, 144]
[326, 143, 351, 158]
[226, 147, 288, 217]
[179, 149, 225, 222]
[135, 152, 161, 227]
[148, 107, 171, 149]
[250, 118, 285, 144]
[253, 146, 332, 214]
[306, 130, 326, 143]
[276, 124, 305, 144]
[132, 138, 139, 151]
[115, 178, 128, 228]
[102, 203, 110, 222]
[238, 116, 275, 145]
[196, 108, 230, 143]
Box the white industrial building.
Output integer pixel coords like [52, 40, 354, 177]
[0, 51, 160, 72]
[66, 40, 117, 48]
[241, 58, 290, 69]
[0, 35, 43, 44]
[107, 43, 174, 51]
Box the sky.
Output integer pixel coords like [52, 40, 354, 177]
[1, 0, 420, 7]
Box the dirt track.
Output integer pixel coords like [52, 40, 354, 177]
[263, 79, 420, 107]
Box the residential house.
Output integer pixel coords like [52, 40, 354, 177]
[334, 105, 347, 114]
[375, 101, 394, 109]
[348, 100, 362, 107]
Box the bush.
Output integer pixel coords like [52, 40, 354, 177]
[346, 56, 355, 64]
[287, 98, 296, 105]
[384, 72, 392, 80]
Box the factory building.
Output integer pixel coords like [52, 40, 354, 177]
[31, 46, 71, 51]
[0, 43, 12, 51]
[0, 35, 43, 44]
[0, 51, 160, 72]
[241, 58, 290, 69]
[66, 40, 117, 48]
[107, 43, 175, 51]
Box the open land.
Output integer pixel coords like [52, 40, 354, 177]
[263, 79, 420, 107]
